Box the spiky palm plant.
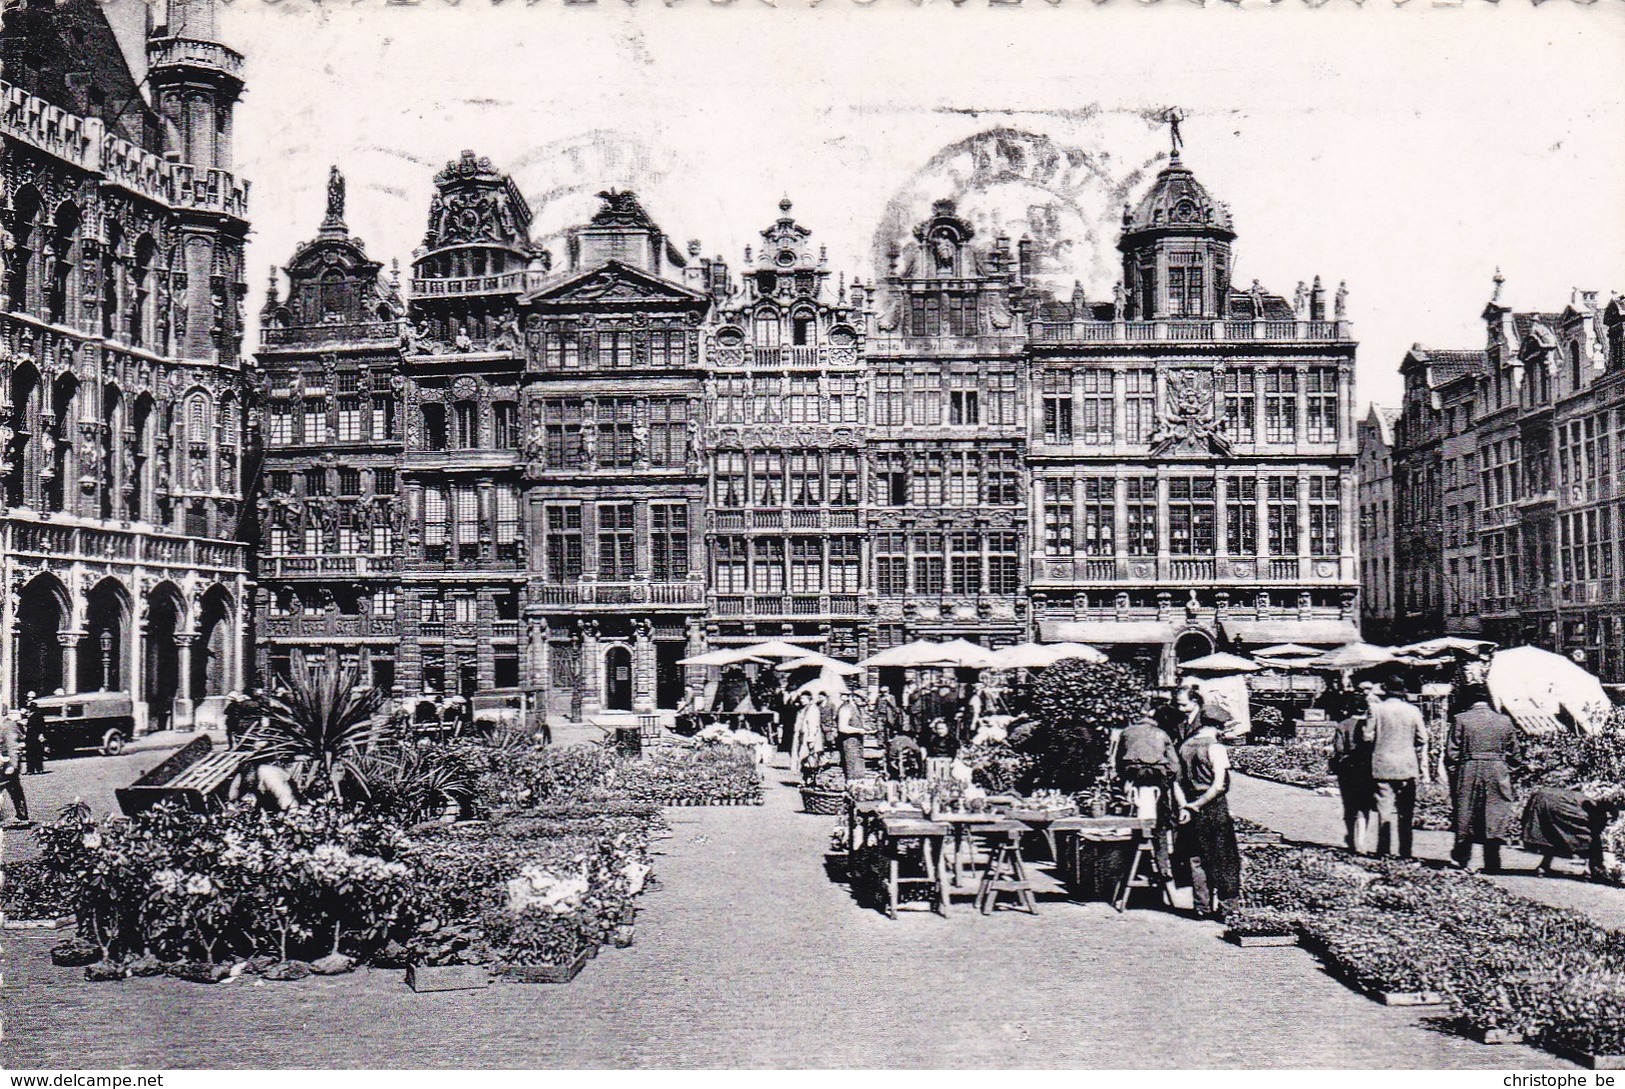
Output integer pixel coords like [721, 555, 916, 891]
[248, 657, 386, 798]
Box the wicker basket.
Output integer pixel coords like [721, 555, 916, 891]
[800, 786, 847, 815]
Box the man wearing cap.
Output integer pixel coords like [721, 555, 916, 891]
[1, 701, 31, 827]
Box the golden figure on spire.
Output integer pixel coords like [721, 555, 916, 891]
[1163, 106, 1185, 160]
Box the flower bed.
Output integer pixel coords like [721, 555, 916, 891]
[2, 857, 78, 923]
[1229, 740, 1334, 790]
[24, 739, 717, 984]
[1239, 843, 1625, 1056]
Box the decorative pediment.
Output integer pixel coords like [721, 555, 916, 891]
[523, 261, 707, 309]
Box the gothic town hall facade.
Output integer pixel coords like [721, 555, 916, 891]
[2, 0, 252, 731]
[255, 139, 1360, 717]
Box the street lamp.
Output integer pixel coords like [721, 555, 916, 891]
[99, 628, 114, 691]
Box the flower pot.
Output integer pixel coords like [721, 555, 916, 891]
[405, 962, 491, 993]
[498, 949, 591, 984]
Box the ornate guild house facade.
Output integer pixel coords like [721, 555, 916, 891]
[253, 129, 1361, 712]
[2, 0, 252, 730]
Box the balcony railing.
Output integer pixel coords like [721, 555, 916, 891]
[529, 581, 705, 606]
[261, 614, 395, 640]
[1030, 318, 1351, 345]
[147, 37, 245, 80]
[262, 555, 402, 579]
[1169, 558, 1215, 581]
[261, 320, 399, 347]
[1032, 554, 1327, 584]
[711, 593, 864, 618]
[7, 519, 246, 572]
[410, 271, 547, 298]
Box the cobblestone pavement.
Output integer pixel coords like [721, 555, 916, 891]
[1230, 772, 1625, 931]
[2, 759, 1569, 1069]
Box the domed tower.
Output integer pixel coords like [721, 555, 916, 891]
[1118, 119, 1235, 322]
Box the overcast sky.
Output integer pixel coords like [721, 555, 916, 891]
[209, 1, 1625, 411]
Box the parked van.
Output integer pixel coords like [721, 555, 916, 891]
[35, 692, 137, 756]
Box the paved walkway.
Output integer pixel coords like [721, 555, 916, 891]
[1231, 773, 1625, 931]
[2, 761, 1568, 1068]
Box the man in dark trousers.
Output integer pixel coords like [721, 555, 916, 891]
[1445, 684, 1520, 874]
[22, 692, 46, 775]
[1, 704, 30, 826]
[1361, 673, 1427, 858]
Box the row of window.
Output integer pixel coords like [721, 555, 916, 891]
[268, 467, 396, 498]
[537, 326, 695, 370]
[872, 370, 1019, 428]
[543, 502, 690, 582]
[267, 396, 399, 446]
[422, 484, 523, 561]
[1040, 367, 1338, 446]
[1040, 475, 1342, 557]
[871, 531, 1022, 596]
[710, 376, 862, 424]
[712, 537, 864, 594]
[537, 397, 691, 469]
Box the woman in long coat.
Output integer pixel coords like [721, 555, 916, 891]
[789, 691, 824, 774]
[1444, 684, 1519, 874]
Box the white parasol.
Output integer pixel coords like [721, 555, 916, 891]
[985, 642, 1107, 670]
[858, 639, 996, 670]
[1486, 645, 1611, 735]
[774, 652, 864, 676]
[1178, 652, 1261, 674]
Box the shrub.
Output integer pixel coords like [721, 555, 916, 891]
[1, 857, 75, 921]
[613, 745, 762, 805]
[1229, 739, 1334, 789]
[1018, 659, 1144, 793]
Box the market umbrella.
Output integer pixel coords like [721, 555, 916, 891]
[1253, 643, 1322, 661]
[774, 652, 864, 676]
[1486, 646, 1611, 735]
[1310, 642, 1398, 671]
[986, 642, 1106, 670]
[791, 668, 851, 699]
[857, 639, 996, 670]
[1396, 636, 1498, 659]
[679, 639, 819, 667]
[1178, 652, 1261, 674]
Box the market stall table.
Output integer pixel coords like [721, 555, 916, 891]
[877, 815, 949, 918]
[1049, 816, 1143, 900]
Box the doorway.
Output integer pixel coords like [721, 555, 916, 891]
[655, 642, 685, 710]
[604, 645, 633, 712]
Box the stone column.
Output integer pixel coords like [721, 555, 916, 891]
[172, 632, 197, 729]
[632, 618, 655, 714]
[58, 631, 84, 695]
[578, 619, 602, 718]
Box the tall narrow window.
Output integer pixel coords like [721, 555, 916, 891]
[1043, 479, 1075, 556]
[1264, 370, 1299, 444]
[649, 398, 689, 467]
[371, 395, 396, 440]
[268, 403, 293, 445]
[422, 403, 447, 451]
[949, 380, 979, 426]
[336, 397, 362, 442]
[987, 532, 1020, 595]
[829, 537, 861, 593]
[1308, 475, 1340, 556]
[874, 452, 908, 506]
[752, 451, 784, 506]
[597, 502, 636, 580]
[950, 531, 982, 594]
[828, 452, 860, 506]
[753, 538, 785, 593]
[454, 484, 480, 559]
[714, 376, 746, 423]
[1079, 369, 1114, 445]
[1042, 372, 1073, 444]
[1124, 369, 1155, 444]
[910, 372, 941, 426]
[984, 451, 1020, 506]
[986, 369, 1017, 426]
[545, 504, 583, 582]
[1267, 478, 1300, 556]
[1125, 477, 1157, 556]
[545, 398, 581, 468]
[304, 399, 328, 445]
[495, 485, 520, 560]
[651, 503, 689, 580]
[1223, 370, 1256, 444]
[946, 452, 977, 507]
[787, 376, 819, 423]
[423, 486, 448, 561]
[1306, 368, 1338, 443]
[713, 536, 747, 593]
[1226, 476, 1258, 554]
[714, 452, 746, 507]
[493, 402, 517, 448]
[828, 375, 859, 424]
[910, 453, 945, 507]
[875, 533, 907, 595]
[791, 538, 823, 593]
[1080, 478, 1115, 556]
